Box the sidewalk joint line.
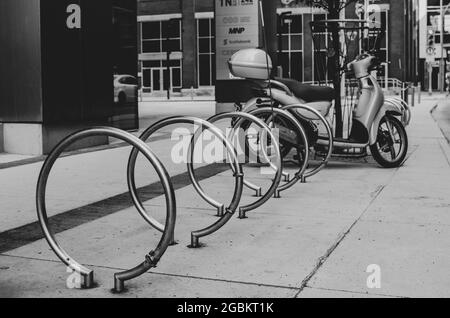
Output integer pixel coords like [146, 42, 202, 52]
[438, 141, 450, 168]
[0, 133, 170, 171]
[294, 166, 403, 298]
[144, 271, 301, 292]
[0, 254, 300, 292]
[303, 286, 406, 298]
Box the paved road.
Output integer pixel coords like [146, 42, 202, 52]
[0, 98, 449, 298]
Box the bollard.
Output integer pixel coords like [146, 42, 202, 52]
[418, 83, 422, 104]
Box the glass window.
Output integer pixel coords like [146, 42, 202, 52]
[198, 19, 211, 37]
[199, 55, 211, 86]
[143, 60, 160, 68]
[126, 77, 137, 85]
[368, 10, 389, 64]
[172, 68, 181, 87]
[162, 39, 181, 52]
[278, 14, 303, 82]
[142, 40, 161, 53]
[199, 38, 211, 54]
[142, 22, 161, 40]
[197, 16, 215, 87]
[290, 15, 303, 34]
[143, 69, 151, 88]
[312, 13, 330, 83]
[141, 19, 181, 54]
[162, 20, 181, 39]
[140, 19, 183, 91]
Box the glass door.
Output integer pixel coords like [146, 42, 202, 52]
[151, 68, 162, 92]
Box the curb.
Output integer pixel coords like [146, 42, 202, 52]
[430, 101, 450, 146]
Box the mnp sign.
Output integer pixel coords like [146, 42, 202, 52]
[215, 0, 260, 80]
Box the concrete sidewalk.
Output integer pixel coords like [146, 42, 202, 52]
[0, 98, 449, 298]
[432, 97, 450, 144]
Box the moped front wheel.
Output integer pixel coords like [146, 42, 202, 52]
[370, 115, 408, 168]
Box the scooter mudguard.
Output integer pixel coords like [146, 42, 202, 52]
[241, 89, 332, 119]
[369, 104, 403, 146]
[241, 97, 268, 113]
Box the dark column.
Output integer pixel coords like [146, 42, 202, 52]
[261, 0, 279, 75]
[182, 0, 197, 88]
[389, 0, 406, 81]
[303, 14, 313, 82]
[0, 0, 138, 155]
[0, 0, 43, 123]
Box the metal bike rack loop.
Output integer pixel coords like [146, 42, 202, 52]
[281, 104, 334, 182]
[246, 107, 310, 198]
[190, 112, 283, 219]
[36, 127, 176, 293]
[127, 117, 244, 248]
[385, 98, 412, 127]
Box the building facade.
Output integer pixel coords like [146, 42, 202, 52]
[138, 0, 215, 94]
[0, 0, 138, 155]
[418, 0, 450, 90]
[137, 0, 419, 95]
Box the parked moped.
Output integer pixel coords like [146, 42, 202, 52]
[230, 48, 409, 168]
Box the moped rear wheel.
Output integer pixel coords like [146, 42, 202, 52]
[370, 115, 408, 168]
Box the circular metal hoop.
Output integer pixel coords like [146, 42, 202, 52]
[127, 117, 244, 248]
[385, 97, 412, 126]
[281, 104, 334, 180]
[36, 127, 176, 293]
[246, 108, 310, 197]
[196, 112, 282, 218]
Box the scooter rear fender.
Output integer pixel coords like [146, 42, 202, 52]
[369, 103, 403, 146]
[242, 89, 332, 118]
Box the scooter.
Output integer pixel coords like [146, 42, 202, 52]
[231, 49, 409, 168]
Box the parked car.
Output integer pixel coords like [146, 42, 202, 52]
[114, 75, 139, 105]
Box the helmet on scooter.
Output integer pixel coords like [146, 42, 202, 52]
[228, 49, 273, 80]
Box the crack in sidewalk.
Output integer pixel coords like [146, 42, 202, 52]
[293, 147, 418, 298]
[0, 254, 301, 293]
[303, 286, 406, 298]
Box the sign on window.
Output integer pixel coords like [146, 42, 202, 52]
[215, 0, 260, 80]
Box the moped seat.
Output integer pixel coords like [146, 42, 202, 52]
[275, 78, 335, 103]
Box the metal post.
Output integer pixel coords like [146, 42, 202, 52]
[166, 49, 171, 100]
[429, 62, 433, 95]
[364, 0, 369, 22]
[384, 63, 388, 91]
[443, 3, 450, 94]
[166, 19, 176, 100]
[418, 83, 422, 104]
[440, 0, 445, 93]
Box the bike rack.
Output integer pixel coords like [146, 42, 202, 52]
[385, 97, 412, 127]
[281, 104, 334, 182]
[246, 107, 310, 198]
[195, 112, 283, 219]
[36, 127, 176, 293]
[127, 117, 244, 248]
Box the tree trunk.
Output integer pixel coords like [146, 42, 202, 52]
[261, 0, 279, 78]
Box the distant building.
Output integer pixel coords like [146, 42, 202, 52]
[418, 0, 450, 91]
[137, 0, 419, 96]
